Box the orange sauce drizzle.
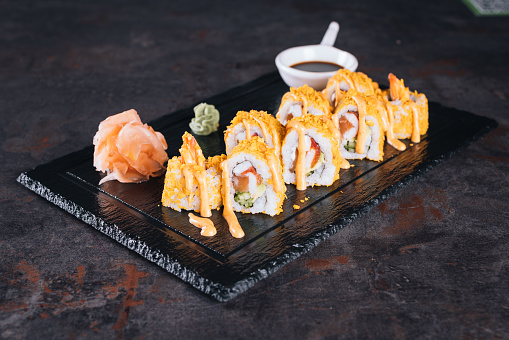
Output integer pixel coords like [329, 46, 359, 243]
[194, 169, 211, 217]
[252, 116, 270, 147]
[375, 100, 389, 132]
[321, 115, 350, 169]
[188, 213, 217, 237]
[266, 152, 283, 193]
[384, 101, 406, 151]
[285, 92, 309, 117]
[352, 77, 362, 92]
[331, 111, 340, 131]
[333, 81, 342, 107]
[243, 119, 251, 140]
[299, 93, 309, 116]
[182, 165, 211, 217]
[321, 115, 341, 140]
[180, 133, 210, 217]
[344, 75, 355, 89]
[220, 160, 245, 238]
[323, 113, 351, 169]
[182, 166, 195, 205]
[340, 158, 351, 169]
[333, 74, 355, 107]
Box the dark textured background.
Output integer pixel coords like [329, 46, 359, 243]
[1, 0, 508, 339]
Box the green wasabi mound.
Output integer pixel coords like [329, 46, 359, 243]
[189, 103, 220, 135]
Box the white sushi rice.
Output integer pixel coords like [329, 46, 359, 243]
[308, 105, 325, 116]
[277, 101, 326, 126]
[336, 104, 359, 118]
[282, 129, 336, 187]
[338, 113, 383, 161]
[366, 115, 383, 160]
[324, 80, 351, 104]
[227, 153, 280, 216]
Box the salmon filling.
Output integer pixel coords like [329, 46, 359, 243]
[233, 166, 262, 192]
[232, 162, 266, 208]
[339, 111, 359, 141]
[290, 136, 325, 176]
[339, 111, 371, 153]
[339, 111, 373, 153]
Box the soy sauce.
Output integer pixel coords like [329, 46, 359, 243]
[291, 61, 343, 73]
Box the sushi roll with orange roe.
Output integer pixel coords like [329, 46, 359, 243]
[224, 110, 283, 158]
[380, 73, 428, 144]
[276, 84, 331, 126]
[332, 89, 386, 162]
[282, 114, 347, 190]
[222, 137, 285, 216]
[161, 132, 225, 217]
[322, 69, 381, 109]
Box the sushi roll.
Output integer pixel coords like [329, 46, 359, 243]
[381, 73, 429, 143]
[332, 89, 386, 162]
[323, 69, 381, 109]
[161, 132, 225, 217]
[222, 136, 285, 216]
[224, 110, 283, 157]
[276, 84, 331, 126]
[281, 114, 346, 190]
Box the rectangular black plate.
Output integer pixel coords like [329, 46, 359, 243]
[17, 71, 497, 302]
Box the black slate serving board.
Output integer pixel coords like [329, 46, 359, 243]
[17, 71, 497, 302]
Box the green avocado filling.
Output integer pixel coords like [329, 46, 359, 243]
[234, 184, 266, 208]
[345, 138, 357, 153]
[345, 126, 371, 153]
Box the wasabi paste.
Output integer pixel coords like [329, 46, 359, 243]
[189, 103, 220, 135]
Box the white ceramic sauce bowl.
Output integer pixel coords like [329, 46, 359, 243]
[275, 22, 358, 91]
[275, 45, 358, 90]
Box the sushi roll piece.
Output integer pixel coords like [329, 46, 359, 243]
[222, 137, 285, 217]
[332, 89, 386, 162]
[161, 132, 225, 217]
[276, 84, 331, 126]
[323, 69, 381, 109]
[224, 110, 283, 158]
[281, 114, 347, 190]
[381, 73, 429, 143]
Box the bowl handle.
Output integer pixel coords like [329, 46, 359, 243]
[320, 21, 340, 47]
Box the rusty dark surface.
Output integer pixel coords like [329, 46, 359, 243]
[1, 0, 508, 338]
